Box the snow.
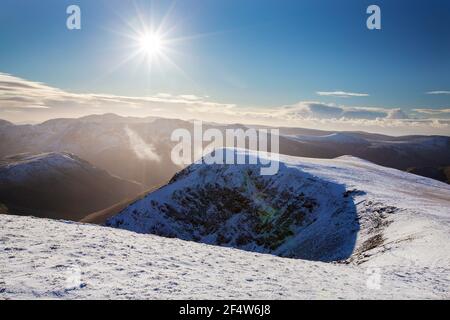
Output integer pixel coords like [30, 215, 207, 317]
[108, 149, 450, 266]
[0, 152, 84, 184]
[1, 149, 449, 299]
[1, 215, 448, 300]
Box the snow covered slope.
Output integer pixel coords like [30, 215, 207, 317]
[1, 150, 449, 299]
[0, 214, 448, 299]
[107, 149, 450, 267]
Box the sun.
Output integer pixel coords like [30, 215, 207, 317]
[110, 6, 196, 75]
[138, 32, 164, 58]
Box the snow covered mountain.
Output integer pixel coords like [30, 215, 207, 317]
[280, 132, 450, 181]
[1, 149, 449, 299]
[0, 152, 144, 220]
[107, 149, 450, 266]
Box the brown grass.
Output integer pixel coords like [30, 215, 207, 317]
[80, 185, 161, 225]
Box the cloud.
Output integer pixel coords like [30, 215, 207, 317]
[414, 108, 450, 115]
[178, 94, 203, 101]
[0, 72, 448, 136]
[0, 72, 235, 116]
[316, 91, 369, 98]
[386, 109, 410, 120]
[426, 91, 450, 95]
[342, 109, 386, 120]
[125, 126, 161, 162]
[280, 102, 408, 120]
[413, 108, 450, 119]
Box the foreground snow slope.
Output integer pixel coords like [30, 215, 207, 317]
[0, 214, 449, 299]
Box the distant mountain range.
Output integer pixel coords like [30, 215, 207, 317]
[0, 113, 449, 222]
[1, 113, 449, 186]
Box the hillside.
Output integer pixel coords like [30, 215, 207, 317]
[1, 150, 449, 299]
[407, 166, 450, 184]
[107, 149, 450, 265]
[0, 152, 145, 220]
[281, 133, 450, 178]
[80, 188, 158, 225]
[0, 214, 448, 299]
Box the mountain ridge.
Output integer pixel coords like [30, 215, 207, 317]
[1, 114, 449, 187]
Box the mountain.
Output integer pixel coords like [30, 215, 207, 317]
[288, 132, 370, 145]
[0, 119, 13, 127]
[80, 188, 158, 225]
[407, 166, 450, 184]
[1, 150, 449, 298]
[107, 149, 450, 265]
[0, 114, 449, 188]
[0, 152, 145, 220]
[279, 132, 450, 176]
[78, 113, 158, 124]
[0, 116, 186, 188]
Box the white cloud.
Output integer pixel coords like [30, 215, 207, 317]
[386, 108, 410, 120]
[125, 126, 161, 162]
[413, 108, 450, 115]
[0, 72, 235, 119]
[0, 72, 448, 136]
[178, 94, 203, 101]
[426, 91, 450, 95]
[316, 91, 369, 98]
[279, 102, 408, 120]
[412, 108, 450, 120]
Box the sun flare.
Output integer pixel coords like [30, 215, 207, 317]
[139, 33, 164, 57]
[114, 8, 192, 74]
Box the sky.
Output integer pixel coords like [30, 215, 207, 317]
[0, 0, 449, 135]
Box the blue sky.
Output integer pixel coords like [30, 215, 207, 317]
[0, 0, 449, 134]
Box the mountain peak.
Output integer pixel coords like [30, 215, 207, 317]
[0, 119, 13, 127]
